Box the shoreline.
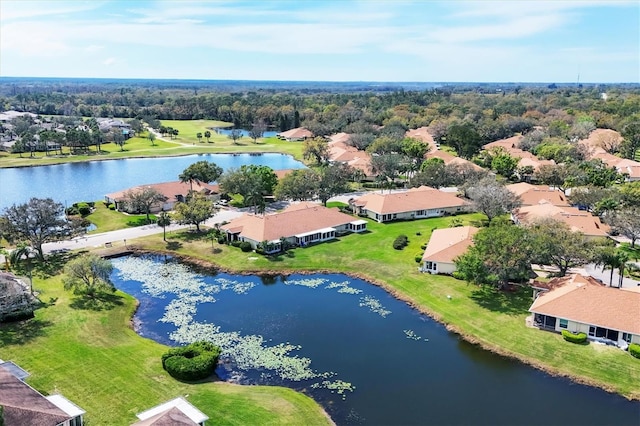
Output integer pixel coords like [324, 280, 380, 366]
[0, 149, 300, 169]
[128, 247, 637, 402]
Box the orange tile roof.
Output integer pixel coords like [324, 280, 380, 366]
[531, 274, 605, 291]
[514, 203, 609, 237]
[529, 274, 640, 334]
[105, 181, 219, 202]
[425, 150, 484, 171]
[506, 183, 569, 206]
[579, 128, 623, 151]
[277, 127, 312, 139]
[484, 135, 523, 150]
[329, 132, 351, 144]
[353, 186, 469, 215]
[405, 127, 438, 151]
[422, 226, 478, 263]
[220, 202, 360, 242]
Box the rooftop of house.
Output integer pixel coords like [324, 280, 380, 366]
[422, 226, 479, 263]
[514, 202, 609, 237]
[529, 274, 640, 334]
[106, 181, 220, 202]
[424, 150, 484, 171]
[506, 183, 569, 206]
[221, 202, 361, 242]
[353, 186, 468, 215]
[133, 397, 208, 426]
[277, 127, 312, 139]
[405, 127, 439, 151]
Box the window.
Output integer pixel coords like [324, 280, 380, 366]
[589, 326, 595, 337]
[559, 319, 568, 329]
[623, 333, 632, 343]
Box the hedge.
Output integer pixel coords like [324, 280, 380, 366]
[561, 330, 588, 344]
[239, 241, 253, 252]
[415, 253, 423, 263]
[630, 343, 640, 359]
[161, 341, 221, 381]
[393, 235, 409, 250]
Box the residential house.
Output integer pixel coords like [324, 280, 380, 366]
[424, 149, 484, 171]
[276, 127, 312, 141]
[220, 202, 367, 252]
[105, 181, 220, 213]
[405, 127, 439, 151]
[351, 186, 470, 223]
[506, 183, 569, 207]
[96, 118, 134, 139]
[529, 274, 640, 348]
[327, 133, 375, 177]
[132, 397, 208, 426]
[484, 135, 555, 172]
[512, 202, 609, 239]
[421, 226, 479, 274]
[0, 360, 85, 426]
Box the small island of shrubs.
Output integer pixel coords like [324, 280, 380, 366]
[161, 341, 221, 381]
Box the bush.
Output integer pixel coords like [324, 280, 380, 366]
[65, 206, 79, 216]
[108, 203, 116, 210]
[76, 202, 91, 216]
[230, 240, 242, 248]
[629, 343, 640, 359]
[561, 330, 587, 344]
[393, 234, 409, 250]
[239, 241, 252, 252]
[162, 341, 221, 381]
[217, 236, 225, 244]
[414, 253, 423, 263]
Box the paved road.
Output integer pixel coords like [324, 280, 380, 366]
[41, 208, 244, 254]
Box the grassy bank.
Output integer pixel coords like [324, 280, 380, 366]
[0, 120, 304, 168]
[131, 213, 640, 400]
[85, 202, 156, 233]
[0, 270, 331, 425]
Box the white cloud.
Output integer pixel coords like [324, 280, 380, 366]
[0, 0, 103, 22]
[102, 57, 117, 66]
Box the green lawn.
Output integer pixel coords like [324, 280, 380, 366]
[131, 213, 640, 400]
[84, 202, 156, 233]
[0, 267, 331, 425]
[0, 121, 305, 168]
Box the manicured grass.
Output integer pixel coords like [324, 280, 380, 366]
[132, 213, 640, 400]
[0, 266, 331, 425]
[85, 202, 156, 233]
[0, 121, 305, 168]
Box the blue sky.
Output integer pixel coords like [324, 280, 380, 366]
[1, 0, 638, 82]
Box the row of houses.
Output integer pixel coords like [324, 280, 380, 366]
[0, 358, 208, 425]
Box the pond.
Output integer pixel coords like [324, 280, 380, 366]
[213, 127, 279, 138]
[0, 153, 304, 210]
[111, 254, 640, 426]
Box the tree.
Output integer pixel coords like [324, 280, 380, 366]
[149, 132, 156, 146]
[157, 211, 172, 241]
[371, 153, 409, 191]
[204, 130, 211, 143]
[302, 137, 330, 166]
[1, 198, 72, 261]
[607, 207, 640, 248]
[620, 121, 640, 160]
[172, 128, 179, 139]
[274, 169, 319, 202]
[112, 129, 125, 151]
[63, 254, 114, 297]
[218, 165, 278, 212]
[466, 178, 522, 223]
[248, 120, 267, 143]
[528, 218, 594, 276]
[196, 132, 203, 143]
[533, 164, 572, 193]
[489, 147, 519, 179]
[455, 224, 534, 288]
[173, 192, 217, 232]
[227, 128, 243, 144]
[413, 158, 447, 188]
[445, 122, 483, 159]
[316, 163, 353, 205]
[594, 246, 628, 287]
[124, 187, 168, 223]
[347, 133, 375, 150]
[179, 161, 223, 191]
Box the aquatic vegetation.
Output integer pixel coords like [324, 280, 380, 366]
[284, 277, 327, 288]
[311, 380, 356, 399]
[403, 329, 428, 341]
[359, 295, 392, 317]
[326, 280, 362, 295]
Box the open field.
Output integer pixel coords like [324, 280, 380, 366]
[0, 121, 305, 168]
[0, 264, 331, 425]
[85, 202, 156, 233]
[129, 213, 640, 400]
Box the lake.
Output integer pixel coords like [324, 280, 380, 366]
[214, 127, 279, 138]
[0, 153, 304, 210]
[111, 254, 640, 426]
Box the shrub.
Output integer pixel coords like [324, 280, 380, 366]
[217, 236, 225, 244]
[561, 330, 587, 344]
[629, 343, 640, 359]
[76, 202, 91, 216]
[414, 253, 423, 263]
[162, 341, 221, 381]
[65, 206, 79, 216]
[230, 240, 242, 248]
[108, 203, 116, 210]
[239, 241, 252, 252]
[393, 234, 409, 250]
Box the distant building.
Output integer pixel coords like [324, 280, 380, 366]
[506, 183, 569, 207]
[512, 202, 609, 239]
[105, 181, 220, 213]
[276, 127, 312, 141]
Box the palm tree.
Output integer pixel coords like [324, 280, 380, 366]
[157, 211, 172, 241]
[9, 244, 36, 294]
[197, 132, 203, 143]
[204, 130, 211, 143]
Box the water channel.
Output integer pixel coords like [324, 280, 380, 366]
[0, 153, 304, 210]
[111, 254, 640, 426]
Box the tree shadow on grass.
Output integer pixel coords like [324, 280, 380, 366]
[470, 285, 532, 315]
[28, 250, 83, 278]
[0, 318, 52, 345]
[165, 241, 183, 250]
[69, 292, 124, 311]
[127, 218, 154, 227]
[265, 250, 296, 262]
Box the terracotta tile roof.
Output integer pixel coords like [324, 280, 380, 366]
[506, 183, 569, 206]
[483, 135, 523, 151]
[0, 369, 72, 426]
[579, 128, 623, 151]
[517, 156, 555, 171]
[405, 127, 438, 151]
[425, 150, 484, 171]
[514, 202, 609, 237]
[221, 202, 360, 242]
[328, 132, 351, 144]
[590, 150, 625, 168]
[353, 186, 469, 215]
[327, 133, 375, 175]
[274, 169, 294, 180]
[422, 226, 479, 263]
[132, 406, 198, 426]
[531, 274, 605, 291]
[106, 181, 219, 202]
[277, 127, 312, 139]
[529, 274, 640, 334]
